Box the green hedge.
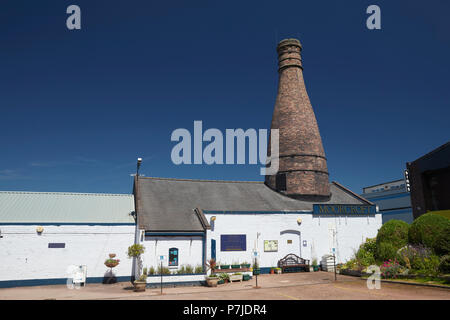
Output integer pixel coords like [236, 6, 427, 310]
[409, 213, 450, 254]
[375, 220, 409, 261]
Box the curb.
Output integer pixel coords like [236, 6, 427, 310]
[357, 277, 450, 289]
[377, 279, 450, 289]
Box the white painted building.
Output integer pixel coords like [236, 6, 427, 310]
[0, 191, 136, 288]
[133, 177, 382, 284]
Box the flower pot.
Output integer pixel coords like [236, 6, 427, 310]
[270, 269, 275, 274]
[217, 279, 224, 285]
[109, 253, 116, 258]
[241, 264, 251, 268]
[313, 265, 319, 272]
[206, 277, 219, 287]
[253, 269, 260, 275]
[133, 281, 146, 292]
[231, 265, 240, 269]
[220, 265, 230, 270]
[105, 262, 119, 268]
[243, 274, 251, 281]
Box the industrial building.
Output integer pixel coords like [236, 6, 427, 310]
[361, 179, 413, 224]
[407, 141, 450, 219]
[0, 38, 382, 288]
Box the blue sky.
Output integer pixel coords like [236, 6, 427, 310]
[0, 0, 449, 194]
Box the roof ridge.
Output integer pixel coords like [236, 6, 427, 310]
[0, 191, 133, 197]
[139, 176, 264, 184]
[332, 181, 374, 205]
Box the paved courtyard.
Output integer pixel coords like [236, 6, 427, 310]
[0, 272, 449, 300]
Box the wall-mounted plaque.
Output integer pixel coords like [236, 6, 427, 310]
[264, 240, 278, 252]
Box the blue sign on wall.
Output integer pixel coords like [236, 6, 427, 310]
[221, 235, 246, 251]
[313, 204, 376, 215]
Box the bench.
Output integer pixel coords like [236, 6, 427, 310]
[277, 254, 310, 273]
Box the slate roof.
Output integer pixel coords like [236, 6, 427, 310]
[135, 177, 373, 232]
[0, 191, 135, 224]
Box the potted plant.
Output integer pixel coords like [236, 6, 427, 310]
[134, 273, 147, 292]
[312, 259, 319, 272]
[218, 273, 230, 284]
[104, 253, 120, 268]
[275, 267, 282, 274]
[231, 261, 241, 269]
[206, 258, 217, 273]
[127, 243, 146, 292]
[220, 264, 230, 270]
[270, 267, 275, 274]
[205, 274, 219, 287]
[103, 253, 120, 284]
[241, 261, 251, 268]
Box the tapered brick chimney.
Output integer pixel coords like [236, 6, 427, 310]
[265, 39, 330, 200]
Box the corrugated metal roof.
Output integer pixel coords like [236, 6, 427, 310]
[0, 191, 135, 224]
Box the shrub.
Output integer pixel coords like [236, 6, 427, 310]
[376, 220, 409, 261]
[434, 225, 450, 256]
[127, 244, 145, 258]
[376, 242, 399, 262]
[157, 266, 171, 275]
[410, 255, 440, 276]
[376, 220, 409, 249]
[185, 264, 194, 274]
[380, 259, 401, 279]
[138, 274, 147, 282]
[148, 266, 155, 275]
[439, 255, 450, 274]
[360, 237, 377, 255]
[341, 258, 358, 270]
[408, 213, 450, 254]
[194, 265, 203, 274]
[398, 244, 432, 269]
[356, 238, 377, 267]
[218, 273, 230, 281]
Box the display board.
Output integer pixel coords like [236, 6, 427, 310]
[264, 240, 278, 252]
[220, 234, 246, 251]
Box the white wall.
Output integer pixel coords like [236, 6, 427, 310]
[141, 236, 204, 272]
[205, 213, 382, 267]
[0, 225, 135, 281]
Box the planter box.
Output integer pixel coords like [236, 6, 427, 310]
[231, 265, 241, 269]
[220, 265, 230, 270]
[230, 274, 243, 282]
[133, 281, 146, 292]
[241, 264, 251, 268]
[205, 277, 219, 287]
[253, 269, 260, 275]
[243, 274, 251, 281]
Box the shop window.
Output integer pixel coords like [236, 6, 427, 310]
[169, 248, 179, 266]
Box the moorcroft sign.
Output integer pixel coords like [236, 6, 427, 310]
[313, 204, 377, 215]
[170, 121, 279, 175]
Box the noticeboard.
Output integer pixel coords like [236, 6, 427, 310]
[264, 240, 278, 252]
[220, 234, 246, 251]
